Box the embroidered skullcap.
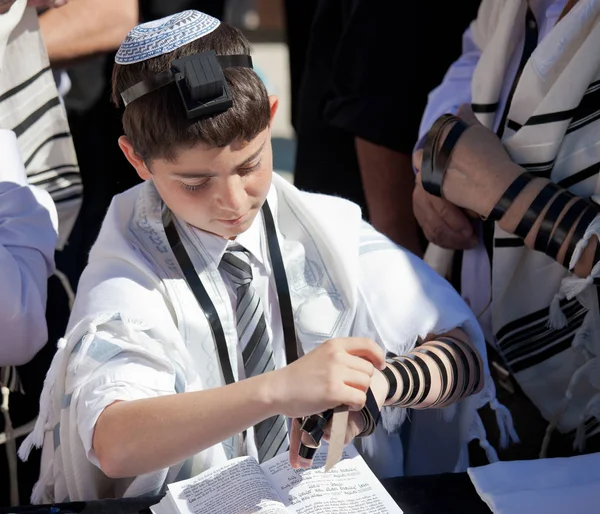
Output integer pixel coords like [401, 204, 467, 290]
[115, 10, 221, 65]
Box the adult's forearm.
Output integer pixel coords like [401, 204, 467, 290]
[355, 137, 424, 256]
[39, 0, 138, 66]
[93, 372, 279, 479]
[493, 167, 599, 278]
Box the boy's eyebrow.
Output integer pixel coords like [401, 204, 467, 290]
[171, 141, 266, 179]
[172, 170, 217, 179]
[237, 141, 266, 168]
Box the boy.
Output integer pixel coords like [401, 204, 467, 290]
[20, 10, 504, 503]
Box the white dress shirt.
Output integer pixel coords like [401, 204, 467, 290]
[76, 203, 286, 467]
[0, 129, 58, 366]
[417, 0, 567, 342]
[190, 210, 286, 370]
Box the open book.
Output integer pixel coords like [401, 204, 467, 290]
[151, 444, 403, 514]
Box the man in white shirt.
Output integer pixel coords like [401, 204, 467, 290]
[0, 130, 58, 506]
[0, 130, 57, 365]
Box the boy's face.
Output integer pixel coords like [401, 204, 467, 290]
[120, 97, 277, 240]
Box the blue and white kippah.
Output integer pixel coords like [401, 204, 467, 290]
[115, 10, 221, 65]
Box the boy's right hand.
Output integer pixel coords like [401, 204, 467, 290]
[268, 337, 386, 419]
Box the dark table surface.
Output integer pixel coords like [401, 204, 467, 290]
[0, 472, 491, 514]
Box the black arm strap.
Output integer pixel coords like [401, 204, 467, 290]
[513, 182, 561, 240]
[563, 205, 600, 268]
[388, 359, 412, 405]
[485, 173, 533, 222]
[356, 387, 381, 438]
[300, 410, 334, 447]
[421, 114, 469, 198]
[546, 199, 590, 261]
[414, 347, 449, 407]
[534, 189, 574, 252]
[381, 365, 398, 402]
[408, 354, 432, 405]
[436, 337, 472, 397]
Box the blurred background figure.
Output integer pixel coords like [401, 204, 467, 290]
[40, 0, 138, 286]
[289, 0, 481, 256]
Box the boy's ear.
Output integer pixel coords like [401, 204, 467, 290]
[268, 95, 279, 126]
[118, 136, 152, 181]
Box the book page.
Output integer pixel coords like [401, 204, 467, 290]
[261, 445, 403, 514]
[165, 456, 288, 514]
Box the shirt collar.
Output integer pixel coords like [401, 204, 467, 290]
[187, 213, 265, 268]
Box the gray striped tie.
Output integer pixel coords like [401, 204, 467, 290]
[220, 244, 288, 462]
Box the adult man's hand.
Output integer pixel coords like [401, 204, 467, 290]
[412, 151, 478, 250]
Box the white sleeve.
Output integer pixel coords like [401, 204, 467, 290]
[74, 321, 180, 469]
[416, 26, 482, 145]
[355, 221, 486, 366]
[0, 129, 58, 365]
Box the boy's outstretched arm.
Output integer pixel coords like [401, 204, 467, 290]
[92, 337, 385, 478]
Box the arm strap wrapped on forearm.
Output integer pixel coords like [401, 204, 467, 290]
[385, 335, 483, 409]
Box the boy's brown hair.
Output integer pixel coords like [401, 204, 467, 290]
[111, 22, 270, 162]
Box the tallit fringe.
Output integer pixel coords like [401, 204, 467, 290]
[18, 336, 68, 462]
[458, 377, 518, 466]
[18, 314, 123, 462]
[548, 293, 568, 329]
[542, 219, 600, 455]
[489, 398, 520, 448]
[540, 357, 597, 458]
[20, 314, 157, 503]
[477, 377, 519, 449]
[543, 220, 600, 454]
[467, 412, 499, 464]
[30, 459, 53, 505]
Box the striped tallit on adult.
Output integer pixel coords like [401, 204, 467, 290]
[0, 0, 80, 465]
[471, 0, 600, 452]
[0, 0, 81, 251]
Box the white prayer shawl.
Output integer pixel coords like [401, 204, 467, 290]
[20, 174, 500, 502]
[471, 0, 600, 450]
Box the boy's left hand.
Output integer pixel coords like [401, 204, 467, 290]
[288, 413, 366, 469]
[289, 369, 389, 469]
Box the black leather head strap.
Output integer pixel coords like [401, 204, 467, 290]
[120, 51, 253, 120]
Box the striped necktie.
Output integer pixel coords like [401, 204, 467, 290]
[220, 244, 288, 462]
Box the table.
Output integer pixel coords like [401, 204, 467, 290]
[0, 472, 491, 514]
[381, 473, 491, 514]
